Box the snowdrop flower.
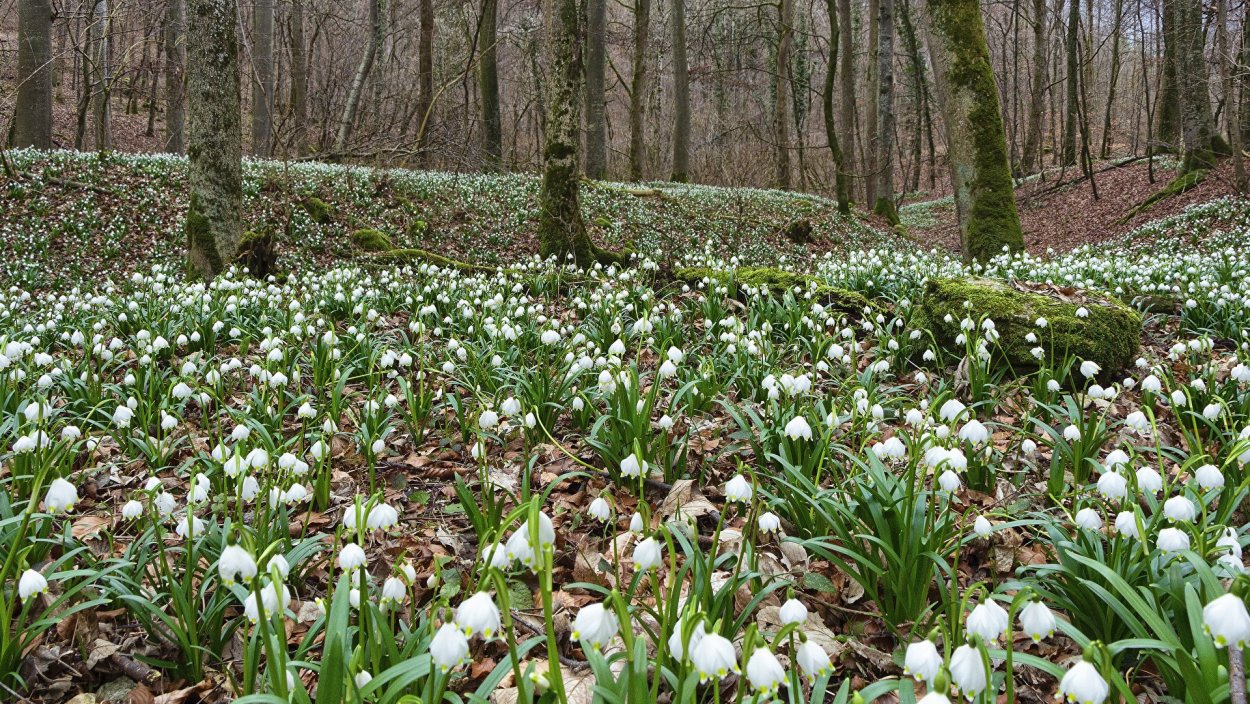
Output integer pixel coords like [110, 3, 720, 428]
[745, 648, 785, 695]
[1157, 527, 1190, 553]
[948, 643, 987, 698]
[620, 453, 647, 478]
[1163, 495, 1197, 522]
[1136, 466, 1163, 494]
[430, 623, 470, 672]
[1019, 601, 1056, 642]
[758, 511, 781, 533]
[633, 537, 662, 571]
[691, 632, 738, 682]
[1195, 464, 1224, 489]
[1074, 508, 1102, 531]
[18, 569, 48, 600]
[1079, 360, 1101, 378]
[587, 497, 612, 522]
[779, 598, 808, 625]
[456, 592, 502, 639]
[1113, 511, 1139, 539]
[1058, 659, 1109, 704]
[338, 543, 368, 571]
[784, 415, 813, 441]
[796, 640, 832, 680]
[904, 639, 942, 683]
[44, 478, 78, 513]
[966, 599, 1008, 642]
[1096, 471, 1128, 501]
[725, 474, 753, 503]
[1203, 593, 1250, 648]
[219, 545, 258, 584]
[121, 499, 144, 520]
[571, 603, 619, 650]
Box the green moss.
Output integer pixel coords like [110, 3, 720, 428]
[1121, 169, 1207, 223]
[185, 193, 223, 279]
[237, 230, 277, 278]
[303, 197, 333, 224]
[406, 219, 430, 239]
[350, 228, 393, 252]
[672, 266, 874, 316]
[374, 248, 490, 272]
[917, 277, 1142, 372]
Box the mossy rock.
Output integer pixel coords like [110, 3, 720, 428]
[916, 277, 1141, 372]
[350, 228, 394, 252]
[303, 197, 334, 224]
[236, 230, 278, 278]
[406, 219, 431, 239]
[374, 248, 489, 272]
[672, 266, 875, 317]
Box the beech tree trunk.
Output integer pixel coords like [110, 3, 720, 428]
[1061, 0, 1078, 165]
[1170, 0, 1217, 172]
[185, 0, 244, 279]
[774, 0, 794, 189]
[1020, 0, 1046, 171]
[873, 0, 898, 222]
[15, 0, 54, 149]
[479, 0, 502, 170]
[925, 0, 1024, 260]
[288, 0, 307, 154]
[585, 0, 607, 178]
[538, 0, 596, 265]
[1099, 0, 1122, 157]
[629, 0, 651, 181]
[252, 0, 275, 157]
[334, 0, 385, 155]
[670, 0, 690, 182]
[1217, 0, 1246, 190]
[415, 0, 433, 160]
[1157, 0, 1180, 151]
[838, 0, 856, 197]
[90, 0, 112, 151]
[823, 0, 851, 213]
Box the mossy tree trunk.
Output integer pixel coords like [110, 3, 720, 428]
[163, 0, 185, 153]
[14, 0, 54, 149]
[872, 0, 898, 224]
[1156, 0, 1180, 152]
[584, 0, 608, 179]
[670, 0, 691, 183]
[185, 0, 244, 279]
[1170, 0, 1217, 172]
[538, 0, 595, 266]
[925, 0, 1025, 261]
[822, 0, 851, 214]
[479, 0, 503, 171]
[251, 0, 274, 157]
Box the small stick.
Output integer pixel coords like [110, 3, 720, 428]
[1231, 645, 1247, 704]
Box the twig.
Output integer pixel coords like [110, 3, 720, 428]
[109, 651, 159, 683]
[511, 613, 590, 671]
[1231, 645, 1246, 704]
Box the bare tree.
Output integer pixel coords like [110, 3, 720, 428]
[873, 0, 898, 222]
[1216, 0, 1246, 189]
[14, 0, 54, 149]
[670, 0, 690, 182]
[585, 0, 608, 179]
[334, 0, 385, 156]
[252, 0, 275, 156]
[479, 0, 502, 170]
[90, 0, 112, 150]
[629, 0, 652, 181]
[823, 0, 851, 212]
[774, 0, 793, 189]
[1020, 0, 1047, 172]
[288, 0, 307, 154]
[164, 0, 185, 153]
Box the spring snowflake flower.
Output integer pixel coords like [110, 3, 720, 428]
[338, 543, 368, 571]
[121, 499, 144, 520]
[1157, 527, 1190, 553]
[633, 537, 663, 571]
[758, 511, 781, 533]
[973, 515, 993, 537]
[478, 410, 499, 430]
[112, 405, 134, 428]
[725, 474, 753, 503]
[966, 599, 1009, 642]
[223, 454, 248, 479]
[587, 497, 612, 522]
[629, 512, 644, 533]
[219, 545, 258, 584]
[44, 478, 78, 513]
[430, 623, 470, 672]
[1096, 471, 1128, 501]
[456, 592, 502, 639]
[620, 453, 647, 478]
[691, 632, 738, 682]
[1079, 360, 1101, 378]
[1163, 495, 1197, 522]
[779, 598, 808, 625]
[366, 502, 399, 531]
[948, 643, 987, 698]
[746, 648, 785, 695]
[1019, 601, 1056, 642]
[784, 415, 813, 441]
[572, 603, 619, 650]
[175, 514, 207, 539]
[1203, 593, 1250, 648]
[904, 639, 942, 683]
[1113, 511, 1139, 539]
[1135, 466, 1163, 494]
[938, 470, 962, 493]
[1195, 464, 1224, 489]
[18, 569, 48, 600]
[1074, 508, 1102, 531]
[797, 639, 832, 680]
[1058, 659, 1109, 704]
[243, 581, 291, 623]
[667, 620, 706, 660]
[939, 399, 967, 422]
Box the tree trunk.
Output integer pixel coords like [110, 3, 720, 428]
[1217, 0, 1246, 190]
[416, 0, 433, 161]
[1020, 0, 1046, 171]
[91, 0, 112, 151]
[334, 0, 385, 156]
[539, 0, 596, 266]
[774, 0, 794, 189]
[629, 0, 652, 181]
[873, 0, 898, 222]
[185, 0, 244, 279]
[866, 0, 880, 204]
[1061, 0, 1078, 165]
[15, 0, 54, 149]
[1099, 0, 1123, 157]
[838, 0, 856, 196]
[1171, 0, 1217, 172]
[925, 0, 1024, 260]
[823, 0, 851, 213]
[252, 0, 275, 157]
[1157, 0, 1180, 151]
[479, 0, 503, 170]
[670, 0, 691, 182]
[584, 0, 608, 178]
[899, 0, 931, 192]
[288, 0, 307, 155]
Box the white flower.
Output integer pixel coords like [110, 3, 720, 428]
[745, 648, 785, 695]
[948, 643, 987, 698]
[1157, 527, 1190, 553]
[1079, 360, 1101, 378]
[918, 693, 952, 704]
[44, 478, 78, 513]
[620, 453, 647, 478]
[1075, 307, 1089, 318]
[1195, 464, 1224, 489]
[1135, 466, 1163, 494]
[478, 410, 498, 430]
[1203, 593, 1250, 648]
[455, 592, 502, 639]
[219, 545, 258, 584]
[1113, 511, 1139, 539]
[354, 671, 373, 689]
[725, 474, 753, 503]
[380, 577, 407, 606]
[667, 620, 706, 660]
[796, 640, 832, 680]
[1163, 495, 1197, 522]
[973, 515, 993, 537]
[779, 598, 808, 625]
[121, 499, 144, 520]
[223, 454, 248, 479]
[633, 537, 662, 571]
[338, 543, 368, 571]
[904, 639, 942, 683]
[18, 569, 48, 599]
[959, 419, 989, 445]
[784, 416, 813, 441]
[1063, 424, 1081, 442]
[1074, 508, 1103, 531]
[690, 632, 738, 682]
[500, 397, 522, 416]
[1097, 471, 1128, 501]
[1058, 659, 1109, 704]
[587, 497, 612, 522]
[938, 470, 962, 493]
[1019, 601, 1056, 642]
[758, 511, 781, 533]
[430, 623, 470, 672]
[571, 603, 619, 650]
[939, 399, 967, 422]
[629, 512, 644, 533]
[112, 405, 134, 428]
[242, 580, 290, 623]
[966, 599, 1009, 642]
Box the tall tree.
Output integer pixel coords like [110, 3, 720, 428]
[185, 0, 244, 279]
[415, 0, 434, 159]
[14, 0, 54, 149]
[1216, 0, 1246, 189]
[774, 0, 794, 189]
[252, 0, 275, 157]
[837, 0, 856, 197]
[1061, 0, 1078, 165]
[1099, 0, 1123, 157]
[925, 0, 1024, 260]
[479, 0, 503, 170]
[164, 0, 185, 153]
[823, 0, 851, 213]
[873, 0, 898, 222]
[334, 0, 385, 155]
[1157, 0, 1180, 151]
[90, 0, 112, 151]
[585, 0, 608, 179]
[538, 0, 599, 265]
[1020, 0, 1047, 172]
[670, 0, 691, 182]
[1170, 0, 1217, 171]
[288, 0, 307, 154]
[629, 0, 652, 180]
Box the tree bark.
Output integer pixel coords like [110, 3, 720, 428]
[1157, 0, 1181, 151]
[1171, 0, 1217, 172]
[1217, 0, 1246, 190]
[629, 0, 652, 181]
[334, 0, 385, 156]
[1020, 0, 1046, 171]
[90, 0, 112, 151]
[185, 0, 244, 279]
[899, 0, 933, 191]
[252, 0, 275, 157]
[479, 0, 503, 170]
[585, 0, 608, 178]
[1061, 0, 1078, 165]
[415, 0, 434, 161]
[774, 0, 794, 189]
[15, 0, 54, 149]
[670, 0, 691, 182]
[873, 0, 898, 222]
[866, 0, 880, 203]
[288, 0, 307, 155]
[823, 0, 851, 213]
[539, 0, 597, 266]
[838, 0, 856, 196]
[925, 0, 1025, 260]
[1099, 0, 1123, 157]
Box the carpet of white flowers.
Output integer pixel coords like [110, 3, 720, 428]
[2, 193, 1250, 704]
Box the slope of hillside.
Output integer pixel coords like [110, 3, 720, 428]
[0, 149, 897, 289]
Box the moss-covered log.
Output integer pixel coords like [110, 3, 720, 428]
[917, 277, 1142, 372]
[350, 228, 393, 251]
[672, 266, 875, 316]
